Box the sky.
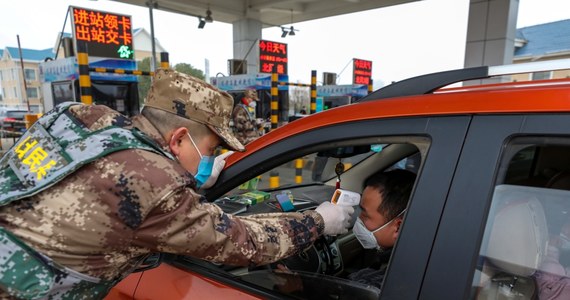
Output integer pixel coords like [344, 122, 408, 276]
[1, 0, 570, 88]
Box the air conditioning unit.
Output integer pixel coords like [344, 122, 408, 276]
[323, 72, 337, 85]
[62, 37, 75, 58]
[228, 59, 247, 75]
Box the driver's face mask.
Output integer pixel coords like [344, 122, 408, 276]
[353, 210, 406, 250]
[187, 133, 215, 188]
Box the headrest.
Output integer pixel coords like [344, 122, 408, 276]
[485, 186, 548, 277]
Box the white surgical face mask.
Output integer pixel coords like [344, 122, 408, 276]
[353, 210, 406, 250]
[187, 133, 215, 188]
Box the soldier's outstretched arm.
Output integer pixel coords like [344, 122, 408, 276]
[133, 187, 325, 266]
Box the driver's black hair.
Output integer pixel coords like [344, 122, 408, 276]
[364, 169, 416, 220]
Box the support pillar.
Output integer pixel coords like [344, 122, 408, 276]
[464, 0, 519, 84]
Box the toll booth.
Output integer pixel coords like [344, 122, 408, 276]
[40, 57, 140, 116]
[316, 84, 369, 112]
[211, 73, 290, 123]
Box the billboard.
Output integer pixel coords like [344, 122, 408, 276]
[353, 58, 372, 85]
[70, 6, 135, 60]
[259, 40, 288, 75]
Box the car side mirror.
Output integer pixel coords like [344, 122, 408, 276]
[132, 253, 163, 273]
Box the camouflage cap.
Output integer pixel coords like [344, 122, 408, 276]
[244, 89, 259, 101]
[144, 69, 245, 152]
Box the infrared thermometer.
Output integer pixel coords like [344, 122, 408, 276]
[331, 189, 361, 206]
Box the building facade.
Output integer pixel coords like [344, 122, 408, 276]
[512, 19, 570, 82]
[0, 28, 166, 113]
[0, 47, 53, 112]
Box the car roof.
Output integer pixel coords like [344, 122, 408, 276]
[226, 60, 570, 167]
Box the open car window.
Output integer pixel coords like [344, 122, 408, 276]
[172, 137, 428, 299]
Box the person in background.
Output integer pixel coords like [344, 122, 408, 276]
[232, 89, 262, 145]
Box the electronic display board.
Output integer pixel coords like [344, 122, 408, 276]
[259, 39, 288, 74]
[70, 6, 135, 60]
[353, 58, 372, 85]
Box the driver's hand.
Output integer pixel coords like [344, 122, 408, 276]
[315, 202, 354, 235]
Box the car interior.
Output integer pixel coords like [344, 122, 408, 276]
[473, 141, 570, 299]
[173, 137, 429, 299]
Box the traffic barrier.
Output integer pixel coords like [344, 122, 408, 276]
[271, 72, 279, 130]
[278, 82, 311, 87]
[89, 52, 170, 76]
[76, 42, 92, 105]
[295, 158, 303, 184]
[269, 171, 280, 188]
[310, 70, 317, 114]
[90, 67, 154, 76]
[78, 50, 170, 104]
[275, 70, 317, 116]
[160, 52, 170, 69]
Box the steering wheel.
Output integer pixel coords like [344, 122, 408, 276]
[316, 235, 338, 275]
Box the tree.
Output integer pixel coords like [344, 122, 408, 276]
[137, 57, 152, 105]
[174, 63, 205, 80]
[137, 59, 206, 105]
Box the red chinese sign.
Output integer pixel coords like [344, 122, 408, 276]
[70, 7, 134, 59]
[353, 58, 373, 85]
[259, 40, 288, 74]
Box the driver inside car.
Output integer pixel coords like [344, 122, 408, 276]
[274, 169, 416, 293]
[348, 169, 416, 289]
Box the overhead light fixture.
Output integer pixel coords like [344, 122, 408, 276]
[279, 9, 298, 37]
[205, 7, 213, 23]
[198, 17, 206, 29]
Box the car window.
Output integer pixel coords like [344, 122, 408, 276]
[472, 142, 570, 299]
[225, 144, 379, 195]
[181, 139, 426, 299]
[6, 111, 27, 119]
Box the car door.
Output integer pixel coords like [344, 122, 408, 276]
[192, 115, 472, 299]
[419, 114, 570, 299]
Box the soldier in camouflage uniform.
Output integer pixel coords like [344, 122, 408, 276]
[0, 69, 353, 299]
[232, 89, 262, 145]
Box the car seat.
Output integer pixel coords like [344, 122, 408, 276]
[546, 171, 570, 191]
[477, 194, 548, 299]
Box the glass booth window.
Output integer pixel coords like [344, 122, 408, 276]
[473, 142, 570, 299]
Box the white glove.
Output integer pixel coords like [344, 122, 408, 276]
[315, 201, 354, 235]
[200, 151, 234, 189]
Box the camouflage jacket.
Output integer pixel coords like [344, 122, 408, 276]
[0, 104, 324, 282]
[232, 104, 261, 145]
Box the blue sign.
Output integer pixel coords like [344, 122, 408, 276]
[317, 84, 368, 97]
[212, 73, 289, 91]
[40, 57, 138, 83]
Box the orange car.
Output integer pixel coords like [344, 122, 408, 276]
[108, 60, 570, 299]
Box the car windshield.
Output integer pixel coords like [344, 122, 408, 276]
[225, 144, 383, 194]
